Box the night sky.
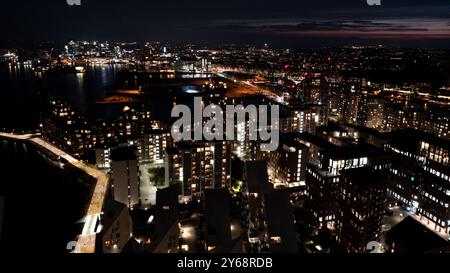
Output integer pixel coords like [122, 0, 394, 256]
[1, 0, 449, 47]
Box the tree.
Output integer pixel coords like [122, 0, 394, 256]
[148, 167, 165, 187]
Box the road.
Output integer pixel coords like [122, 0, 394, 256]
[215, 72, 283, 102]
[384, 206, 449, 241]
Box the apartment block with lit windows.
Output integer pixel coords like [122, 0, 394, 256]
[242, 160, 297, 253]
[41, 95, 92, 158]
[135, 129, 170, 164]
[264, 191, 298, 253]
[95, 146, 111, 169]
[336, 167, 387, 253]
[97, 199, 132, 253]
[280, 105, 323, 134]
[110, 146, 141, 208]
[266, 133, 309, 188]
[385, 129, 450, 235]
[150, 184, 180, 253]
[384, 103, 450, 140]
[243, 161, 272, 250]
[164, 141, 231, 200]
[366, 98, 385, 130]
[303, 139, 371, 229]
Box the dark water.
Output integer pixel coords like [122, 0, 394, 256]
[0, 63, 127, 130]
[42, 64, 126, 121]
[0, 63, 126, 252]
[0, 138, 91, 252]
[0, 64, 40, 131]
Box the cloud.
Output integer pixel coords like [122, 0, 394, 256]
[206, 18, 450, 39]
[198, 2, 450, 41]
[250, 21, 426, 32]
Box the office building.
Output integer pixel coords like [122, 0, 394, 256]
[384, 103, 450, 140]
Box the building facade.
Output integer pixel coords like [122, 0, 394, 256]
[110, 146, 140, 208]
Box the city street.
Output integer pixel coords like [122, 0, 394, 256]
[384, 206, 449, 241]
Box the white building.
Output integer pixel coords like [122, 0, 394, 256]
[110, 146, 140, 208]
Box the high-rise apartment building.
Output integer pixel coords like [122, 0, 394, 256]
[336, 167, 387, 253]
[165, 141, 231, 200]
[110, 146, 140, 208]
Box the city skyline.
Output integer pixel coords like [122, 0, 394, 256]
[0, 0, 450, 260]
[1, 41, 449, 254]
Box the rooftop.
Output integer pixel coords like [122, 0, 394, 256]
[280, 133, 308, 150]
[297, 132, 338, 151]
[386, 216, 449, 253]
[111, 146, 137, 161]
[340, 167, 386, 188]
[101, 199, 128, 232]
[387, 128, 450, 149]
[245, 160, 272, 194]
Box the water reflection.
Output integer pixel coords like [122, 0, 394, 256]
[0, 62, 128, 130]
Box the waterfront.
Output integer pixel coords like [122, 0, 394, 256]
[0, 63, 128, 130]
[0, 138, 91, 252]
